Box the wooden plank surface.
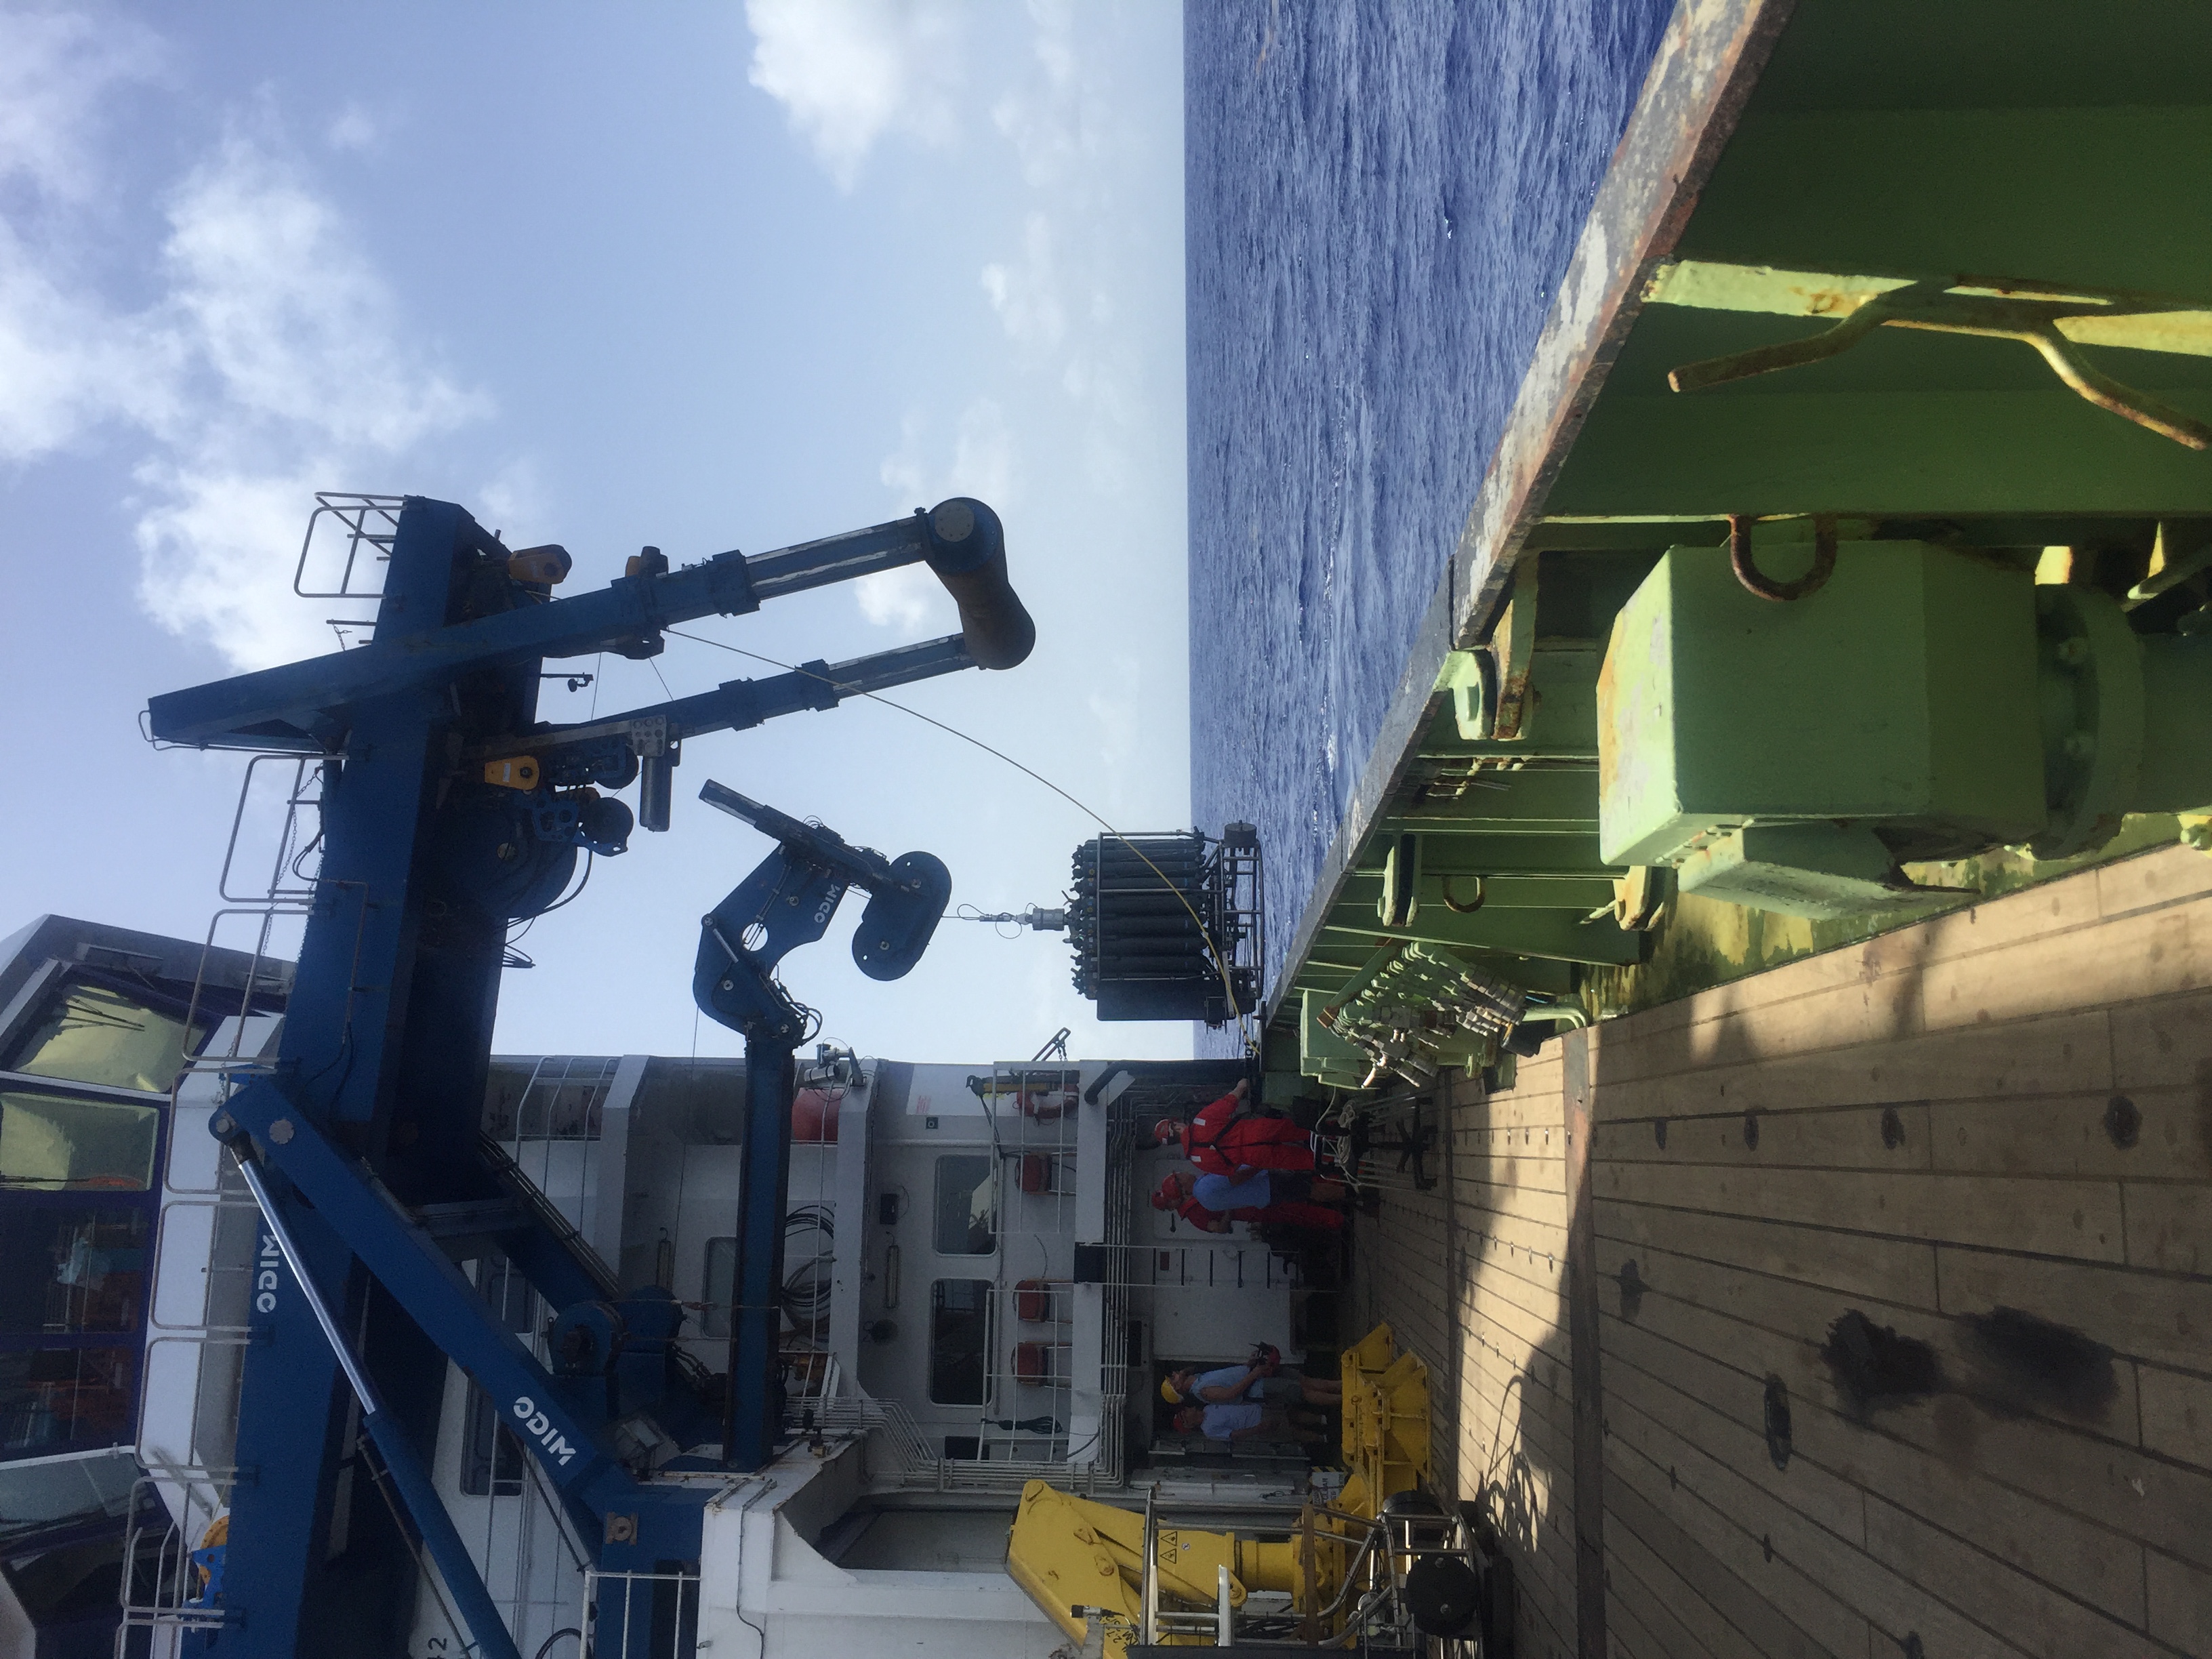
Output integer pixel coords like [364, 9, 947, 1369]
[1355, 842, 2212, 1656]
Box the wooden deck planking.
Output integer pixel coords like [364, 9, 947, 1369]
[1350, 843, 2212, 1655]
[1597, 1316, 2175, 1644]
[1372, 1058, 1583, 1659]
[2146, 1551, 2212, 1655]
[1864, 1494, 2177, 1659]
[1602, 1395, 1877, 1659]
[1591, 1160, 2128, 1260]
[1592, 1009, 2114, 1126]
[1588, 1231, 2148, 1456]
[1605, 1513, 1778, 1659]
[1595, 1195, 1942, 1308]
[1931, 1245, 2212, 1374]
[1602, 1471, 1845, 1659]
[1608, 1561, 1727, 1659]
[2139, 1364, 2212, 1470]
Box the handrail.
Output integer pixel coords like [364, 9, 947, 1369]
[475, 1131, 620, 1301]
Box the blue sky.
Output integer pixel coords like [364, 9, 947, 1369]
[0, 1, 1191, 1065]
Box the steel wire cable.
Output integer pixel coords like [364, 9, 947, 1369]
[662, 626, 1257, 1051]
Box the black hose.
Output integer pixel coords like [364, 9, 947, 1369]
[532, 1630, 582, 1659]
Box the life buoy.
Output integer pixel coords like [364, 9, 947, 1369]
[1019, 1088, 1075, 1121]
[792, 1088, 840, 1143]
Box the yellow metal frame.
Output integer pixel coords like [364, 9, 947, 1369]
[1338, 1321, 1431, 1521]
[1004, 1324, 1440, 1650]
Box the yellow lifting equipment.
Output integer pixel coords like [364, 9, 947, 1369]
[1005, 1324, 1441, 1652]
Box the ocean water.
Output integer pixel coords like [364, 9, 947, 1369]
[1185, 1, 1673, 1021]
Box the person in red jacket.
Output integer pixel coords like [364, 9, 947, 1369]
[1151, 1170, 1342, 1233]
[1152, 1078, 1320, 1178]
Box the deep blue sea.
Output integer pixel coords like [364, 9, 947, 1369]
[1185, 0, 1674, 1023]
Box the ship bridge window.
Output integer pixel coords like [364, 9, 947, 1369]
[0, 1206, 149, 1335]
[0, 1345, 136, 1457]
[460, 1252, 537, 1497]
[512, 1057, 617, 1141]
[928, 1279, 990, 1404]
[2, 979, 201, 1096]
[933, 1155, 996, 1256]
[0, 1092, 159, 1192]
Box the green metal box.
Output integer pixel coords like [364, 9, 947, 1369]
[1597, 539, 2045, 871]
[1299, 989, 1370, 1087]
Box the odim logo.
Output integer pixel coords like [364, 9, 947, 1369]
[255, 1235, 283, 1314]
[511, 1396, 578, 1466]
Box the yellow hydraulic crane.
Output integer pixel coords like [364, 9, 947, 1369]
[1006, 1324, 1484, 1654]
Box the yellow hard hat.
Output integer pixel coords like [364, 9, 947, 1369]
[1160, 1376, 1184, 1404]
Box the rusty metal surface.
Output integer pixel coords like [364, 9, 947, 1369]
[1729, 512, 1837, 601]
[1668, 277, 2212, 449]
[1269, 0, 1799, 1026]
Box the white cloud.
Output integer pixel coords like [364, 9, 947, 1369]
[1086, 661, 1142, 817]
[989, 0, 1086, 190]
[972, 1, 1156, 492]
[0, 32, 493, 674]
[474, 458, 550, 549]
[860, 398, 1015, 633]
[743, 0, 964, 190]
[324, 103, 382, 154]
[853, 564, 939, 633]
[879, 397, 1015, 510]
[156, 136, 483, 452]
[0, 10, 162, 201]
[127, 134, 489, 668]
[0, 12, 170, 460]
[979, 211, 1065, 355]
[945, 398, 1015, 504]
[134, 462, 341, 666]
[0, 224, 163, 459]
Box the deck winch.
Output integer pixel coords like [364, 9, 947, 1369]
[1593, 529, 2212, 917]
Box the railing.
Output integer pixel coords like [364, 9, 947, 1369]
[293, 491, 403, 601]
[116, 1471, 234, 1650]
[138, 1183, 260, 1507]
[176, 754, 319, 1112]
[582, 1566, 699, 1659]
[478, 1130, 620, 1300]
[794, 1085, 1137, 1498]
[968, 1063, 1086, 1466]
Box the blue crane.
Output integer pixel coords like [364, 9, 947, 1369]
[146, 493, 1032, 1658]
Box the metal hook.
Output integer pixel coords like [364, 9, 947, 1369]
[1730, 514, 1837, 602]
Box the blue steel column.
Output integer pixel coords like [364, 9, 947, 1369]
[234, 1154, 523, 1659]
[726, 1042, 796, 1469]
[199, 501, 474, 1655]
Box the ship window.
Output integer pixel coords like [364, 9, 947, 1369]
[932, 1156, 996, 1255]
[0, 1447, 136, 1545]
[460, 1253, 535, 1497]
[512, 1058, 616, 1141]
[0, 1345, 136, 1456]
[701, 1237, 736, 1340]
[0, 1092, 160, 1192]
[0, 1206, 149, 1336]
[3, 979, 200, 1096]
[928, 1279, 989, 1405]
[462, 1385, 527, 1498]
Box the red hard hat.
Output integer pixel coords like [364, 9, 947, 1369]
[1151, 1174, 1181, 1209]
[1152, 1118, 1182, 1143]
